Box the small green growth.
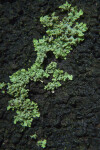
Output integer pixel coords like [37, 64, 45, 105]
[0, 82, 6, 89]
[37, 139, 47, 149]
[30, 133, 37, 139]
[1, 90, 5, 94]
[0, 82, 6, 93]
[59, 1, 71, 11]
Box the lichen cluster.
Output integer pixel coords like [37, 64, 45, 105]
[0, 1, 87, 129]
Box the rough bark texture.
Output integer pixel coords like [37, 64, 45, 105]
[0, 0, 100, 150]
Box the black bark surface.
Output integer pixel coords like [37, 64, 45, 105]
[0, 0, 100, 150]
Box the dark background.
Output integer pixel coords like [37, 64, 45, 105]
[0, 0, 100, 149]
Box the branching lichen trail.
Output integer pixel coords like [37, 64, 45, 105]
[0, 1, 87, 129]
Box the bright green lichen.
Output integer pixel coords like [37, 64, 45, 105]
[30, 133, 46, 148]
[37, 139, 47, 149]
[0, 1, 87, 130]
[0, 82, 6, 93]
